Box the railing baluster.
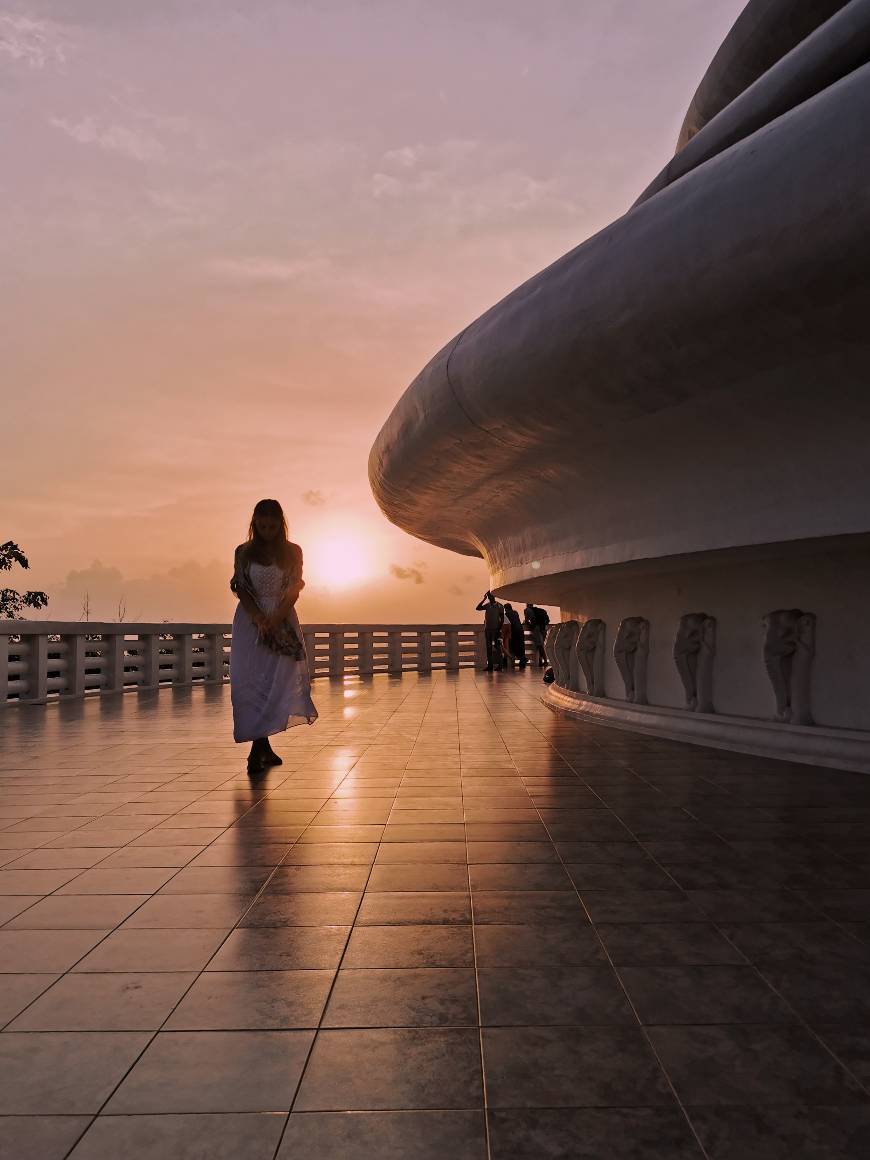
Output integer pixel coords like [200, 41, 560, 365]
[328, 630, 345, 679]
[303, 631, 316, 678]
[0, 633, 9, 702]
[209, 632, 225, 682]
[2, 622, 490, 704]
[28, 633, 48, 704]
[63, 633, 86, 697]
[446, 628, 459, 670]
[473, 627, 487, 669]
[177, 633, 193, 685]
[418, 628, 432, 674]
[141, 633, 159, 689]
[358, 630, 373, 676]
[388, 629, 403, 674]
[107, 632, 126, 693]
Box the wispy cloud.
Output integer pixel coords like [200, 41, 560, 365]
[301, 489, 327, 507]
[145, 188, 217, 228]
[0, 12, 67, 68]
[208, 255, 331, 283]
[390, 563, 426, 584]
[384, 139, 480, 171]
[369, 137, 582, 231]
[371, 139, 480, 200]
[49, 115, 165, 162]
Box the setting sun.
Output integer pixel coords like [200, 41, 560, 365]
[305, 530, 373, 590]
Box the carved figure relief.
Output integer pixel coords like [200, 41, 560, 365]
[763, 609, 815, 725]
[544, 623, 561, 680]
[614, 617, 650, 704]
[673, 613, 716, 713]
[576, 618, 606, 696]
[553, 620, 580, 689]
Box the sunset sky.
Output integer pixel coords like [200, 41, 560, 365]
[3, 0, 744, 624]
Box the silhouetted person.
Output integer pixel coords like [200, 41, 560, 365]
[476, 590, 504, 671]
[504, 603, 528, 668]
[231, 498, 317, 775]
[524, 602, 550, 667]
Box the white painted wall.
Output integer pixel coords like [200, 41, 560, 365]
[555, 541, 870, 730]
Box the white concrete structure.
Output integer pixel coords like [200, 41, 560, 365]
[369, 0, 870, 771]
[2, 623, 496, 704]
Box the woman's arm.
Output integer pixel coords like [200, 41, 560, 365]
[238, 591, 265, 627]
[231, 547, 266, 628]
[267, 545, 304, 627]
[271, 583, 300, 624]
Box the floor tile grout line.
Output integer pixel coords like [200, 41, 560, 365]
[503, 674, 870, 1120]
[42, 677, 406, 1158]
[3, 877, 252, 1030]
[458, 675, 494, 1160]
[605, 784, 870, 1102]
[2, 677, 397, 919]
[270, 676, 435, 1158]
[4, 670, 870, 1155]
[597, 736, 870, 1100]
[0, 749, 288, 927]
[1, 712, 317, 1157]
[0, 758, 315, 1033]
[472, 672, 715, 1160]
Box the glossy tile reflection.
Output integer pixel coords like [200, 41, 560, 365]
[1, 670, 869, 1158]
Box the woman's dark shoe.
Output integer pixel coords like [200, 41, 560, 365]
[263, 742, 283, 766]
[247, 739, 268, 776]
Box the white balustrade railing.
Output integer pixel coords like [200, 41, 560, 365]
[2, 622, 501, 704]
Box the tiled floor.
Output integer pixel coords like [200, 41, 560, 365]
[1, 670, 870, 1158]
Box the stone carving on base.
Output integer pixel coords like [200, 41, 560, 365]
[544, 623, 561, 678]
[553, 620, 581, 689]
[674, 613, 716, 713]
[763, 609, 815, 726]
[576, 618, 606, 696]
[614, 617, 650, 704]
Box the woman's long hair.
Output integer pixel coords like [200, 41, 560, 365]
[246, 498, 291, 564]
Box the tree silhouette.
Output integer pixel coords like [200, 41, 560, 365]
[1, 541, 49, 619]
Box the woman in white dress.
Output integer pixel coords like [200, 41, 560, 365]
[231, 498, 317, 774]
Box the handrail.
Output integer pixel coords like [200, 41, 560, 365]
[0, 621, 526, 704]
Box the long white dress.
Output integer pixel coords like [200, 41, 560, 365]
[230, 561, 318, 743]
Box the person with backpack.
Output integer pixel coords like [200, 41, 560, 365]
[504, 603, 528, 668]
[524, 602, 550, 667]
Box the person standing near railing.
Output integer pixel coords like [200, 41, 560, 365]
[524, 602, 550, 667]
[475, 590, 504, 672]
[504, 603, 528, 669]
[230, 498, 317, 774]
